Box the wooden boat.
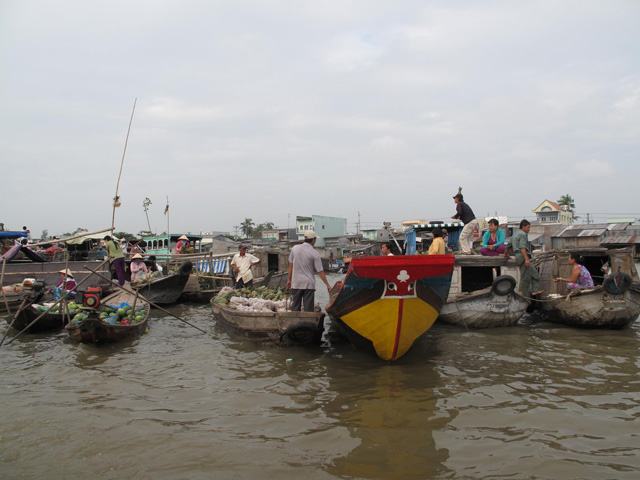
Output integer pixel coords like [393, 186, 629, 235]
[326, 255, 455, 360]
[210, 300, 325, 346]
[534, 247, 640, 328]
[65, 289, 151, 344]
[6, 301, 79, 333]
[130, 261, 192, 305]
[438, 255, 529, 328]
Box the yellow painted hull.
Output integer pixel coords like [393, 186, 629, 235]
[341, 297, 439, 361]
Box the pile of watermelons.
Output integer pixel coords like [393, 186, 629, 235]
[36, 302, 82, 314]
[72, 304, 146, 325]
[213, 286, 288, 305]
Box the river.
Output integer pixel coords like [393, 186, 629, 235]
[1, 273, 639, 479]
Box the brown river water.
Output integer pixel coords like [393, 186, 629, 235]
[1, 273, 639, 479]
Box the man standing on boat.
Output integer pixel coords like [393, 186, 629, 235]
[103, 235, 126, 286]
[231, 244, 260, 289]
[511, 219, 543, 297]
[287, 231, 332, 312]
[451, 188, 479, 254]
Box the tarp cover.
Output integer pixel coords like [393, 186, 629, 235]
[0, 244, 48, 263]
[0, 231, 27, 238]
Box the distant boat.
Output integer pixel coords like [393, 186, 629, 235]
[130, 261, 193, 306]
[326, 255, 454, 360]
[534, 247, 640, 328]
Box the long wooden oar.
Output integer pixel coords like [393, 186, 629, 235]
[83, 266, 206, 334]
[3, 261, 110, 346]
[0, 298, 30, 347]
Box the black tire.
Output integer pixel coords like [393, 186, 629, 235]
[603, 272, 632, 295]
[492, 275, 516, 296]
[179, 261, 193, 277]
[285, 321, 319, 345]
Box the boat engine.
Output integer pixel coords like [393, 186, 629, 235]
[77, 287, 102, 309]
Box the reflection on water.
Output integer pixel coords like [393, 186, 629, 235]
[1, 274, 639, 479]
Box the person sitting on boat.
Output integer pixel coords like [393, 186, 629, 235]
[50, 268, 78, 301]
[130, 253, 149, 281]
[480, 218, 506, 256]
[176, 235, 189, 254]
[148, 255, 164, 276]
[428, 227, 446, 255]
[231, 244, 260, 289]
[511, 219, 544, 297]
[287, 231, 332, 312]
[381, 242, 394, 256]
[554, 252, 594, 290]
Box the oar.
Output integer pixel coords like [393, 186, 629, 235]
[3, 261, 110, 346]
[0, 297, 30, 347]
[83, 266, 206, 334]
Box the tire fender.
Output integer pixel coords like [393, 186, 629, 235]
[492, 275, 516, 296]
[284, 321, 319, 345]
[179, 261, 193, 277]
[603, 272, 632, 295]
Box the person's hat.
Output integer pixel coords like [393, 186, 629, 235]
[304, 231, 317, 239]
[178, 235, 188, 240]
[58, 268, 73, 277]
[453, 193, 463, 201]
[238, 244, 248, 249]
[131, 253, 144, 260]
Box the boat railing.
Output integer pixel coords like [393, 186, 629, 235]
[154, 252, 234, 278]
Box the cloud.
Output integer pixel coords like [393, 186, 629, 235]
[322, 34, 385, 72]
[578, 159, 615, 178]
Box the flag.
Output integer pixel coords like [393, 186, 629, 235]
[164, 204, 169, 215]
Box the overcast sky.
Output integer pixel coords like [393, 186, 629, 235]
[1, 0, 639, 238]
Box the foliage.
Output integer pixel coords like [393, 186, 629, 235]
[240, 218, 255, 238]
[114, 231, 138, 240]
[41, 229, 49, 240]
[557, 194, 579, 220]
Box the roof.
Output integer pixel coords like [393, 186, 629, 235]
[601, 233, 640, 245]
[0, 244, 47, 263]
[532, 199, 563, 213]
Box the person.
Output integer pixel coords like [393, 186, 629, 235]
[21, 226, 31, 246]
[148, 255, 164, 275]
[554, 252, 594, 290]
[287, 231, 332, 312]
[511, 220, 543, 296]
[103, 235, 126, 286]
[381, 242, 394, 256]
[428, 227, 446, 255]
[96, 244, 107, 260]
[480, 219, 506, 256]
[451, 189, 479, 254]
[50, 268, 78, 301]
[176, 235, 189, 254]
[231, 244, 260, 289]
[130, 253, 149, 281]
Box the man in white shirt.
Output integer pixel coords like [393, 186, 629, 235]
[231, 244, 260, 289]
[287, 231, 332, 312]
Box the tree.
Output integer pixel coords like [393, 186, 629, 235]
[240, 218, 255, 238]
[557, 194, 576, 214]
[41, 229, 49, 240]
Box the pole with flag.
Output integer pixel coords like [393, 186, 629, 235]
[164, 196, 170, 234]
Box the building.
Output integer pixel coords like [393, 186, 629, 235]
[532, 200, 574, 225]
[295, 215, 347, 247]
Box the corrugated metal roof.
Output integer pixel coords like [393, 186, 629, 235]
[578, 228, 607, 237]
[601, 233, 640, 244]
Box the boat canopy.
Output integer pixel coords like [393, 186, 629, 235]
[0, 231, 27, 238]
[0, 244, 48, 264]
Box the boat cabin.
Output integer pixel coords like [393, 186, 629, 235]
[143, 234, 203, 255]
[404, 222, 464, 254]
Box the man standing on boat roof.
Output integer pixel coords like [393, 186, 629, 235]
[511, 219, 543, 297]
[287, 231, 332, 312]
[103, 235, 126, 286]
[231, 244, 260, 289]
[451, 187, 479, 254]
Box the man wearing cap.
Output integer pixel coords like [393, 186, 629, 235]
[451, 189, 479, 254]
[103, 235, 126, 286]
[231, 244, 260, 289]
[287, 231, 332, 312]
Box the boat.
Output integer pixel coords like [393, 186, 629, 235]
[325, 254, 455, 360]
[65, 288, 151, 344]
[534, 247, 640, 328]
[130, 260, 193, 305]
[438, 255, 529, 328]
[210, 298, 325, 346]
[6, 300, 80, 333]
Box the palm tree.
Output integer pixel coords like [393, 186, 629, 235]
[557, 194, 576, 214]
[240, 218, 255, 238]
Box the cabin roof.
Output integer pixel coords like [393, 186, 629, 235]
[601, 233, 640, 245]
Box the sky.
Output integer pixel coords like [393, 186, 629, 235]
[1, 0, 639, 239]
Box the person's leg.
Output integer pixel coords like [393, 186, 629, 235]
[302, 289, 315, 312]
[518, 262, 531, 294]
[480, 247, 499, 256]
[291, 289, 303, 311]
[495, 244, 506, 255]
[531, 266, 543, 295]
[459, 223, 473, 253]
[114, 258, 126, 286]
